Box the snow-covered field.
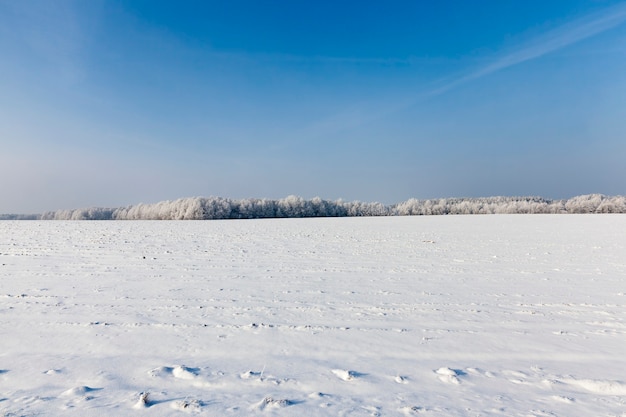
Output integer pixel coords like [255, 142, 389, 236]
[1, 215, 625, 416]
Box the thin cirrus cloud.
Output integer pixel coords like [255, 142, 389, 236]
[429, 2, 626, 96]
[287, 2, 626, 144]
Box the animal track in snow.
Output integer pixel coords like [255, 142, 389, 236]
[133, 392, 151, 409]
[250, 396, 295, 410]
[551, 395, 575, 404]
[171, 398, 204, 411]
[395, 375, 409, 384]
[435, 367, 464, 384]
[400, 405, 427, 415]
[172, 365, 199, 380]
[332, 369, 362, 381]
[240, 370, 262, 379]
[150, 365, 200, 380]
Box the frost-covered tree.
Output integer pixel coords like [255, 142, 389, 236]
[23, 194, 626, 220]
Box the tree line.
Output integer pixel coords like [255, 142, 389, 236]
[17, 193, 625, 220]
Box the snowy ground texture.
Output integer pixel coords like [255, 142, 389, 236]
[1, 215, 625, 416]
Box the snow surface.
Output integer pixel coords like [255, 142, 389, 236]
[1, 215, 625, 416]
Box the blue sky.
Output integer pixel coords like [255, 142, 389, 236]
[1, 0, 626, 213]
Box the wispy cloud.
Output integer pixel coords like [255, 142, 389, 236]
[430, 2, 626, 96]
[289, 3, 626, 143]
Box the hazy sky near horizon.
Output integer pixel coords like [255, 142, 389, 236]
[2, 0, 626, 213]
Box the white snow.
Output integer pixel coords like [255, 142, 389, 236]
[1, 215, 625, 416]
